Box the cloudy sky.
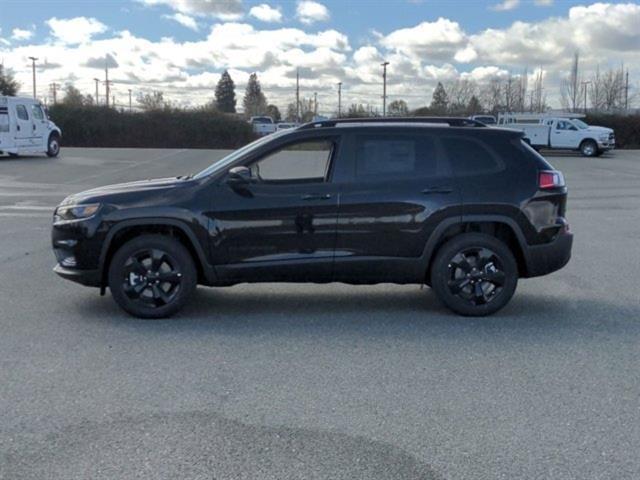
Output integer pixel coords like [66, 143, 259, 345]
[1, 0, 639, 113]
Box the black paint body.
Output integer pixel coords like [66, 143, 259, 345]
[52, 124, 573, 289]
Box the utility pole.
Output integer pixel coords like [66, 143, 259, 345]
[49, 82, 60, 104]
[93, 78, 100, 105]
[381, 61, 389, 116]
[28, 56, 38, 99]
[313, 92, 318, 117]
[128, 89, 132, 112]
[625, 70, 629, 112]
[295, 68, 300, 123]
[105, 63, 111, 108]
[581, 80, 591, 114]
[337, 82, 342, 118]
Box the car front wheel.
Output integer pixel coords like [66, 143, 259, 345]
[108, 235, 197, 318]
[430, 233, 518, 316]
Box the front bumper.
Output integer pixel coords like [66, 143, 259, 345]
[524, 231, 573, 278]
[53, 264, 101, 287]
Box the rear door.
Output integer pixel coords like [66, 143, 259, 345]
[14, 104, 31, 147]
[333, 128, 461, 283]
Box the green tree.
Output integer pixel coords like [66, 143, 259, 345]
[466, 95, 482, 115]
[243, 73, 267, 118]
[430, 82, 449, 115]
[265, 104, 281, 122]
[0, 65, 20, 96]
[215, 70, 236, 113]
[387, 99, 409, 117]
[62, 84, 87, 107]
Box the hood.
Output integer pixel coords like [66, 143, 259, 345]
[61, 177, 190, 205]
[585, 126, 613, 134]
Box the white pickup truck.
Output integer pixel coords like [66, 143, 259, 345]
[249, 116, 277, 136]
[0, 96, 62, 157]
[497, 113, 615, 157]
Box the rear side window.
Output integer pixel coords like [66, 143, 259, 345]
[441, 135, 505, 176]
[354, 133, 448, 179]
[16, 105, 29, 121]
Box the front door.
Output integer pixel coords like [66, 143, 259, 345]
[14, 104, 31, 147]
[333, 129, 461, 283]
[30, 104, 48, 148]
[208, 136, 341, 282]
[551, 120, 581, 148]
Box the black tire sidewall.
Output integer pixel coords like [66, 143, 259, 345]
[431, 233, 518, 316]
[108, 235, 197, 319]
[47, 134, 60, 157]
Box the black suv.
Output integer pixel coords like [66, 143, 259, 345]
[52, 118, 572, 318]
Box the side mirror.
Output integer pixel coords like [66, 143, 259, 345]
[226, 166, 252, 186]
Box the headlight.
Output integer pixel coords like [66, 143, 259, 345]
[54, 203, 101, 221]
[599, 135, 609, 141]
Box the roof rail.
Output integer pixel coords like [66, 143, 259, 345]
[297, 116, 486, 130]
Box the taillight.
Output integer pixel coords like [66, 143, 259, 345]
[539, 170, 565, 189]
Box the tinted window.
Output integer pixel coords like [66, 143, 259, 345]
[31, 105, 44, 120]
[250, 139, 333, 183]
[16, 105, 29, 121]
[354, 134, 447, 179]
[441, 135, 505, 176]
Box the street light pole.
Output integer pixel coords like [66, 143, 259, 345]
[381, 61, 389, 116]
[28, 56, 38, 99]
[128, 89, 132, 112]
[93, 78, 100, 105]
[581, 80, 591, 114]
[337, 82, 342, 118]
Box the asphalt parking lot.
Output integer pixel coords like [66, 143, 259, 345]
[1, 147, 639, 480]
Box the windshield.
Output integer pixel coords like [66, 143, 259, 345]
[572, 119, 588, 129]
[193, 130, 291, 179]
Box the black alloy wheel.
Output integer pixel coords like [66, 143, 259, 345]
[431, 233, 518, 316]
[108, 235, 196, 318]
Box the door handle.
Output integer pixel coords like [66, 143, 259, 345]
[422, 187, 453, 194]
[33, 124, 36, 131]
[17, 125, 20, 131]
[301, 193, 332, 201]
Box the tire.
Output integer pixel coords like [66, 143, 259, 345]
[580, 139, 597, 157]
[108, 235, 197, 319]
[430, 233, 518, 316]
[46, 133, 60, 157]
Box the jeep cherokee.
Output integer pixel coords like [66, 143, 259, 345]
[52, 118, 573, 318]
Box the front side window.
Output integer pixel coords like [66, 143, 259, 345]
[556, 120, 576, 131]
[250, 139, 334, 183]
[353, 134, 447, 180]
[31, 105, 44, 120]
[16, 105, 29, 121]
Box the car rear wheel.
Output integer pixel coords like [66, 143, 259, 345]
[430, 233, 518, 316]
[580, 139, 597, 157]
[108, 235, 197, 319]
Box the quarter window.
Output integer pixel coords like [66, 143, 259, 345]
[250, 139, 334, 183]
[16, 105, 29, 121]
[354, 134, 447, 179]
[441, 136, 505, 176]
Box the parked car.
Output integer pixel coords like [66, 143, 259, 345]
[276, 122, 298, 131]
[52, 117, 573, 318]
[249, 116, 277, 136]
[497, 113, 615, 156]
[470, 115, 496, 125]
[0, 96, 62, 157]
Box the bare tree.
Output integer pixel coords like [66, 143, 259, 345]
[530, 68, 547, 113]
[445, 79, 477, 114]
[589, 65, 626, 112]
[137, 91, 166, 111]
[561, 52, 581, 112]
[480, 78, 503, 114]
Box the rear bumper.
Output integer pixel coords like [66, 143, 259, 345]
[53, 264, 101, 287]
[524, 231, 573, 278]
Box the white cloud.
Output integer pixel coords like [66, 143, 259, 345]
[249, 4, 283, 23]
[46, 17, 107, 44]
[163, 13, 199, 31]
[491, 0, 520, 11]
[138, 0, 243, 19]
[534, 0, 553, 5]
[12, 27, 34, 41]
[296, 1, 330, 25]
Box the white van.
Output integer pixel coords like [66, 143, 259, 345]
[0, 96, 62, 157]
